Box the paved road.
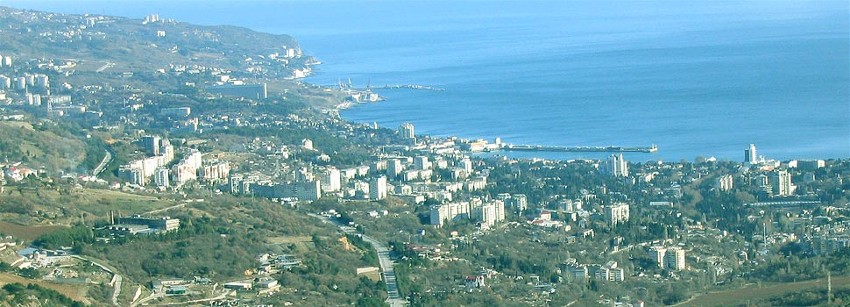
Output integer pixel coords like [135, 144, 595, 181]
[96, 62, 115, 73]
[92, 149, 112, 177]
[71, 255, 121, 305]
[309, 213, 407, 307]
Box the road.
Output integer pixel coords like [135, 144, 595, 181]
[309, 213, 408, 307]
[92, 149, 112, 177]
[132, 290, 163, 306]
[70, 255, 122, 305]
[144, 203, 186, 215]
[96, 62, 115, 73]
[111, 274, 123, 306]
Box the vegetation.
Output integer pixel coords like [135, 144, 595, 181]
[33, 225, 94, 249]
[0, 283, 85, 307]
[0, 121, 86, 174]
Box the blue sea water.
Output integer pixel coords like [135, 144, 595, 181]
[7, 0, 849, 161]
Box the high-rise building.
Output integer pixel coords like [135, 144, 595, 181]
[117, 167, 144, 185]
[459, 157, 473, 174]
[717, 174, 734, 192]
[769, 170, 794, 197]
[594, 262, 625, 282]
[170, 151, 203, 186]
[649, 247, 667, 269]
[430, 205, 450, 227]
[512, 194, 528, 213]
[34, 75, 49, 88]
[154, 168, 170, 188]
[199, 162, 231, 181]
[472, 203, 498, 228]
[664, 247, 686, 271]
[0, 75, 10, 89]
[649, 246, 686, 271]
[321, 168, 341, 192]
[604, 203, 630, 227]
[414, 156, 431, 170]
[430, 201, 471, 227]
[141, 136, 161, 156]
[399, 123, 415, 140]
[14, 77, 26, 91]
[494, 200, 505, 222]
[603, 154, 629, 177]
[369, 176, 388, 200]
[744, 144, 758, 164]
[387, 159, 404, 178]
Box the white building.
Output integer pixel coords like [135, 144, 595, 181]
[34, 75, 49, 88]
[459, 157, 473, 174]
[430, 201, 471, 227]
[603, 154, 629, 177]
[664, 247, 686, 271]
[302, 138, 314, 151]
[171, 151, 203, 186]
[414, 156, 431, 170]
[744, 144, 758, 164]
[154, 168, 170, 188]
[399, 122, 415, 140]
[470, 200, 506, 229]
[769, 170, 795, 197]
[472, 203, 498, 229]
[604, 203, 630, 227]
[649, 247, 666, 268]
[321, 168, 341, 192]
[594, 262, 625, 282]
[387, 159, 403, 178]
[200, 162, 231, 181]
[717, 174, 734, 192]
[369, 176, 387, 200]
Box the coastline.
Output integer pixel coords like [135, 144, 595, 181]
[315, 78, 847, 163]
[314, 77, 666, 162]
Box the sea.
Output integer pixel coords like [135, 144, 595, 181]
[6, 0, 849, 162]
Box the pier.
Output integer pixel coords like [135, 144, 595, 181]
[503, 144, 658, 153]
[373, 84, 445, 91]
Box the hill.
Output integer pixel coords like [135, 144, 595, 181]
[0, 6, 310, 77]
[0, 121, 87, 174]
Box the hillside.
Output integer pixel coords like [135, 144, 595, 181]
[0, 121, 86, 174]
[0, 6, 310, 77]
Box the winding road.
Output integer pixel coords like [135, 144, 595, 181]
[309, 213, 407, 307]
[92, 149, 112, 178]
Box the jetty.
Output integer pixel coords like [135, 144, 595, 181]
[503, 144, 658, 153]
[373, 84, 445, 91]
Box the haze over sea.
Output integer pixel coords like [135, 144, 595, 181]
[8, 0, 849, 162]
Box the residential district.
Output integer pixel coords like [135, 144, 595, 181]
[0, 6, 847, 307]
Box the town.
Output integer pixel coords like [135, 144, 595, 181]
[0, 6, 847, 307]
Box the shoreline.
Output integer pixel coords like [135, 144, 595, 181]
[318, 84, 669, 162]
[317, 84, 846, 163]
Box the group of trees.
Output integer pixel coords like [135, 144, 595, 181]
[749, 247, 850, 283]
[32, 225, 94, 249]
[1, 283, 84, 307]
